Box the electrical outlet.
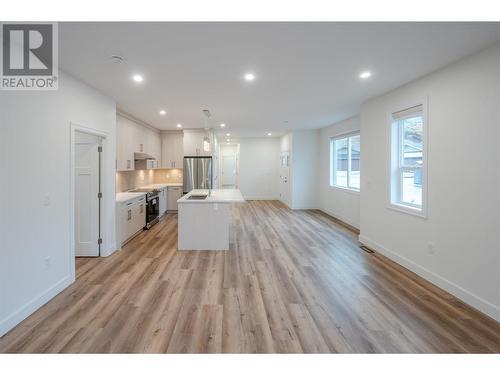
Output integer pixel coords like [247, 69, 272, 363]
[427, 242, 436, 255]
[44, 256, 51, 269]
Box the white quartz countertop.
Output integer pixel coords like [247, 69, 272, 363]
[178, 189, 245, 204]
[143, 183, 183, 189]
[116, 192, 146, 203]
[116, 183, 182, 203]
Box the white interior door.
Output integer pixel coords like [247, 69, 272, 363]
[75, 131, 101, 256]
[222, 155, 237, 187]
[279, 151, 290, 206]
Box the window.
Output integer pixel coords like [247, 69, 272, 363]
[330, 132, 360, 191]
[389, 104, 426, 215]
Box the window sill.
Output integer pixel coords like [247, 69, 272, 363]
[329, 185, 360, 195]
[387, 202, 427, 219]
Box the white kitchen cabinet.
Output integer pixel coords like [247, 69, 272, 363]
[183, 129, 213, 157]
[167, 186, 182, 211]
[117, 113, 162, 171]
[161, 131, 184, 169]
[119, 195, 146, 245]
[146, 128, 162, 162]
[159, 187, 167, 216]
[132, 198, 146, 232]
[116, 115, 136, 171]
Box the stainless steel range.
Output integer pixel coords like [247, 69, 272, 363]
[128, 188, 160, 229]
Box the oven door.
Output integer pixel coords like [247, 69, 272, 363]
[145, 194, 160, 228]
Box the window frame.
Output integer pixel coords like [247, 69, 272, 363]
[388, 99, 428, 218]
[330, 131, 360, 193]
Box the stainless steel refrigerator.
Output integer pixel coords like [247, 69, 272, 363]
[183, 157, 213, 193]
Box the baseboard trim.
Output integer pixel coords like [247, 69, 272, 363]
[359, 234, 500, 323]
[244, 196, 280, 201]
[101, 242, 117, 257]
[292, 205, 318, 210]
[318, 208, 360, 232]
[0, 275, 73, 337]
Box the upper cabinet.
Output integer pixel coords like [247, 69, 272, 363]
[161, 131, 183, 169]
[116, 113, 162, 171]
[183, 129, 213, 157]
[146, 128, 161, 161]
[116, 115, 135, 171]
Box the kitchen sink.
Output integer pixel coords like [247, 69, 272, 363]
[187, 194, 208, 200]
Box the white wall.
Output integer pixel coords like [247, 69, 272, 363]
[289, 130, 319, 209]
[238, 138, 280, 200]
[318, 116, 360, 228]
[279, 131, 319, 209]
[359, 43, 500, 321]
[0, 71, 116, 336]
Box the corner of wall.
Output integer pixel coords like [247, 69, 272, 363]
[0, 275, 73, 337]
[359, 234, 500, 323]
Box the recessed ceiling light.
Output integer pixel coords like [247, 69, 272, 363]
[226, 142, 230, 144]
[226, 133, 230, 136]
[244, 73, 255, 81]
[132, 74, 144, 83]
[267, 132, 272, 136]
[159, 110, 166, 115]
[359, 71, 372, 79]
[176, 123, 182, 128]
[220, 123, 226, 128]
[226, 139, 230, 142]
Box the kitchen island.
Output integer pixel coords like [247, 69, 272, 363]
[177, 189, 244, 250]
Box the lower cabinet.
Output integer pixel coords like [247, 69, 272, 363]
[159, 187, 167, 217]
[167, 186, 182, 212]
[119, 195, 146, 246]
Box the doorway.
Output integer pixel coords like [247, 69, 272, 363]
[222, 155, 237, 188]
[219, 143, 239, 189]
[74, 130, 102, 257]
[279, 151, 290, 206]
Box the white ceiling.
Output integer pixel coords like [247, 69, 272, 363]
[59, 22, 500, 137]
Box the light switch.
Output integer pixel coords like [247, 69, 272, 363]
[44, 193, 51, 206]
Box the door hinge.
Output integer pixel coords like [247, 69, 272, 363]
[97, 238, 103, 245]
[98, 192, 102, 199]
[98, 146, 103, 153]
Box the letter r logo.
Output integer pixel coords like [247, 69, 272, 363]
[2, 24, 53, 76]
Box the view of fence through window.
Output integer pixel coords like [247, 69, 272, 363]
[331, 133, 360, 190]
[400, 114, 423, 207]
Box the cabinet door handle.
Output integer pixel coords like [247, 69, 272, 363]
[127, 209, 132, 220]
[140, 143, 143, 152]
[140, 204, 143, 213]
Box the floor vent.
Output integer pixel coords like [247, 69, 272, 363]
[360, 245, 375, 254]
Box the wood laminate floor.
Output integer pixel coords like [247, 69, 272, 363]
[1, 200, 499, 353]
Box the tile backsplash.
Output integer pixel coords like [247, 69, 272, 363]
[154, 168, 183, 184]
[116, 169, 183, 192]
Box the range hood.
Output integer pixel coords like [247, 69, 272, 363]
[134, 152, 155, 160]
